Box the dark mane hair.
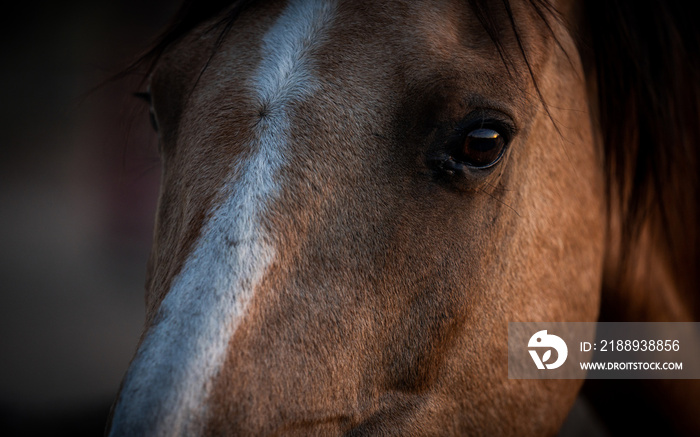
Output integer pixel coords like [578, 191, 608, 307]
[126, 0, 699, 311]
[583, 1, 699, 313]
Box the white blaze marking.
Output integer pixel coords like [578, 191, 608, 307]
[109, 1, 336, 435]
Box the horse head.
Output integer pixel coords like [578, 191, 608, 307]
[108, 0, 699, 435]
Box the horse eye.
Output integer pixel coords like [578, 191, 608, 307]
[456, 128, 507, 168]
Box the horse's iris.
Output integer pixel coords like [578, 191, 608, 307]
[427, 115, 513, 179]
[459, 128, 506, 168]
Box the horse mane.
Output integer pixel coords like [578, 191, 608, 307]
[127, 0, 700, 314]
[117, 0, 256, 84]
[582, 1, 700, 315]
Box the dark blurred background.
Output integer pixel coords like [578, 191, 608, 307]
[0, 1, 178, 435]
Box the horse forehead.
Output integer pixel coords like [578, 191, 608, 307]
[201, 0, 536, 134]
[148, 0, 531, 300]
[153, 0, 545, 288]
[198, 0, 490, 98]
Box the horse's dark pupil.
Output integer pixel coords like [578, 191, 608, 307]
[461, 128, 504, 167]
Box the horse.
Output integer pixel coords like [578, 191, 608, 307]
[107, 0, 700, 435]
